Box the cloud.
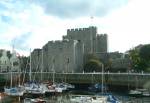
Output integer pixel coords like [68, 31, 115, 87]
[0, 0, 42, 54]
[12, 32, 32, 51]
[3, 0, 149, 56]
[31, 0, 128, 18]
[93, 0, 150, 52]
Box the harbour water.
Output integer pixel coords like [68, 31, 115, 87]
[1, 90, 150, 103]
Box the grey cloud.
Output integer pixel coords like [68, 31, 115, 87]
[31, 0, 128, 18]
[0, 0, 128, 19]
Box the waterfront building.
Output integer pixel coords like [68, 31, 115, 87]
[10, 51, 20, 72]
[0, 50, 10, 72]
[0, 49, 20, 72]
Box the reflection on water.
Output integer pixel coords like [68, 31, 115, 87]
[1, 91, 150, 103]
[0, 93, 71, 103]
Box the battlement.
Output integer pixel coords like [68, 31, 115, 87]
[67, 28, 88, 32]
[67, 26, 97, 33]
[33, 48, 42, 51]
[32, 49, 42, 55]
[97, 34, 107, 38]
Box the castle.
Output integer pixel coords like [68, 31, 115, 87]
[0, 26, 130, 73]
[31, 26, 108, 73]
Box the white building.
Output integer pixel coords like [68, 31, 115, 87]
[0, 50, 10, 72]
[0, 49, 20, 72]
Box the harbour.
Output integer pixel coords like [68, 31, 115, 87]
[1, 90, 150, 103]
[1, 1, 150, 102]
[1, 71, 150, 103]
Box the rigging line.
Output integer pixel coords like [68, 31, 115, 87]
[22, 58, 29, 85]
[32, 56, 41, 81]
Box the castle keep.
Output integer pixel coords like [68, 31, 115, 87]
[31, 26, 108, 73]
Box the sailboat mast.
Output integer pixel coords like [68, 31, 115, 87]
[29, 49, 32, 81]
[101, 64, 104, 95]
[41, 49, 43, 81]
[10, 60, 13, 88]
[10, 45, 15, 88]
[52, 58, 55, 83]
[18, 65, 20, 86]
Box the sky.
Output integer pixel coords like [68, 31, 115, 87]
[0, 0, 150, 56]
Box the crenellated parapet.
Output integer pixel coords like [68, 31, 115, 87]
[67, 26, 97, 36]
[96, 33, 108, 53]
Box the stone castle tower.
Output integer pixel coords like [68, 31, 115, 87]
[63, 26, 107, 53]
[31, 26, 108, 73]
[96, 34, 108, 53]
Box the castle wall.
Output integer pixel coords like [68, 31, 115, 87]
[65, 26, 97, 54]
[96, 34, 108, 53]
[31, 49, 42, 72]
[35, 40, 84, 73]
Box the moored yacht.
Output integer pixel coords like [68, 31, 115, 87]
[23, 97, 47, 103]
[128, 89, 142, 97]
[4, 85, 25, 96]
[24, 81, 46, 95]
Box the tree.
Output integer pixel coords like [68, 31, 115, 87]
[128, 48, 141, 71]
[139, 44, 150, 61]
[139, 44, 150, 71]
[129, 44, 150, 72]
[7, 51, 11, 59]
[84, 53, 103, 72]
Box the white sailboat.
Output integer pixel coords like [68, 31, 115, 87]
[24, 49, 46, 95]
[70, 95, 108, 103]
[4, 50, 25, 96]
[44, 58, 64, 94]
[128, 76, 142, 97]
[23, 97, 47, 103]
[70, 64, 121, 103]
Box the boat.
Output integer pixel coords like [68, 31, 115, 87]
[136, 89, 150, 97]
[60, 82, 75, 90]
[70, 94, 121, 103]
[24, 50, 46, 95]
[142, 90, 150, 97]
[70, 64, 121, 103]
[4, 86, 25, 96]
[24, 81, 46, 95]
[128, 89, 142, 97]
[23, 97, 47, 103]
[43, 82, 56, 95]
[4, 50, 25, 96]
[70, 95, 107, 103]
[88, 83, 108, 92]
[107, 94, 121, 103]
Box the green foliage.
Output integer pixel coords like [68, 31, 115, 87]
[0, 52, 2, 57]
[13, 61, 19, 66]
[84, 53, 99, 63]
[129, 44, 150, 72]
[129, 48, 141, 70]
[84, 59, 102, 72]
[139, 44, 150, 61]
[7, 51, 11, 59]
